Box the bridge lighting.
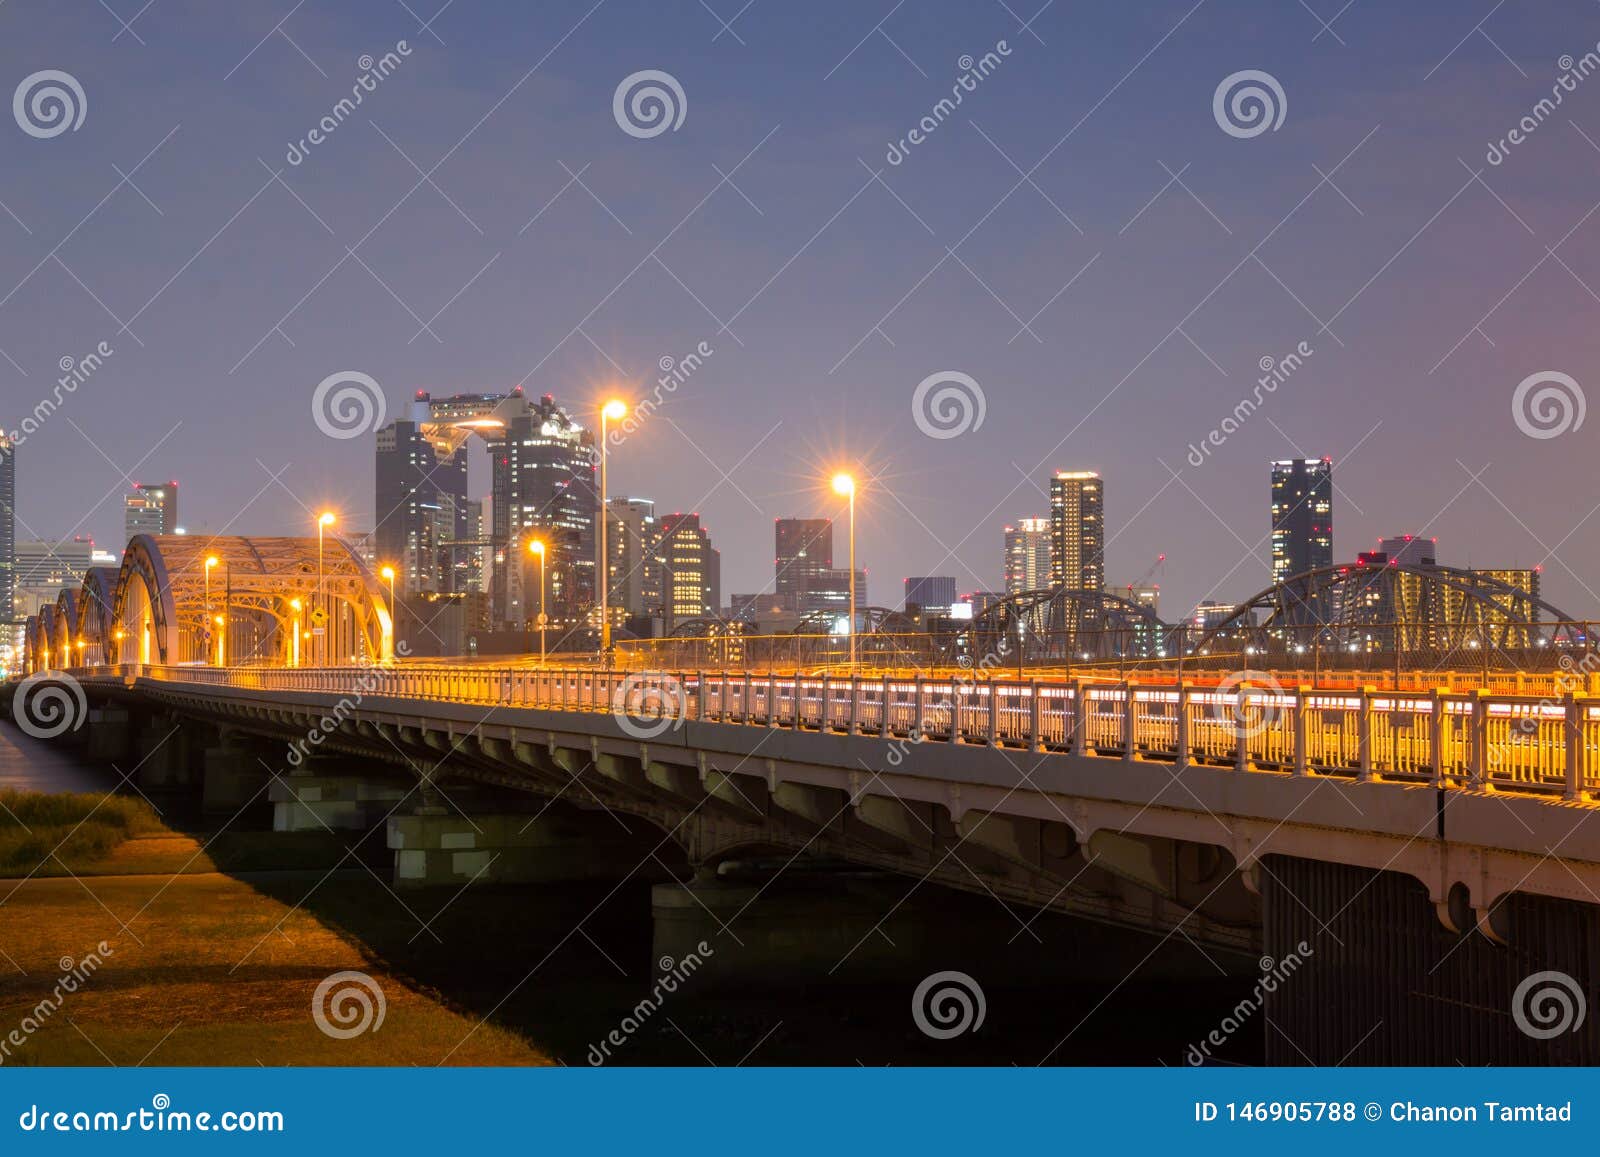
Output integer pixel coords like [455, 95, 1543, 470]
[529, 539, 548, 664]
[315, 514, 337, 666]
[318, 512, 336, 528]
[597, 402, 631, 655]
[829, 472, 858, 666]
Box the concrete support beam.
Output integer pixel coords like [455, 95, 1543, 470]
[705, 770, 765, 817]
[773, 781, 847, 828]
[854, 795, 937, 849]
[1088, 829, 1175, 899]
[85, 706, 134, 762]
[202, 740, 271, 813]
[388, 811, 661, 889]
[269, 769, 411, 831]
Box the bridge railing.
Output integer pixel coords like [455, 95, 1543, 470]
[67, 663, 1600, 802]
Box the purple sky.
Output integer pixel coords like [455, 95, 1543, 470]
[4, 0, 1600, 619]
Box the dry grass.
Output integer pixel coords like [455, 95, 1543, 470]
[0, 791, 160, 874]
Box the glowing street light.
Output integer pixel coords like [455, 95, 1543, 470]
[598, 398, 630, 656]
[289, 597, 303, 668]
[203, 556, 221, 665]
[529, 539, 548, 664]
[832, 472, 857, 667]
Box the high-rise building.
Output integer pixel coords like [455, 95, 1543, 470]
[1378, 534, 1437, 567]
[499, 394, 597, 627]
[800, 568, 867, 616]
[904, 575, 957, 611]
[606, 497, 658, 618]
[775, 518, 832, 602]
[124, 481, 178, 542]
[0, 432, 13, 662]
[1049, 471, 1104, 591]
[374, 397, 471, 596]
[13, 536, 96, 620]
[1270, 458, 1333, 583]
[654, 513, 719, 628]
[1004, 517, 1051, 593]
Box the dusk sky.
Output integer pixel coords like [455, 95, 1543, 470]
[4, 0, 1600, 618]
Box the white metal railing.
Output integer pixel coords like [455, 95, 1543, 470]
[57, 663, 1600, 802]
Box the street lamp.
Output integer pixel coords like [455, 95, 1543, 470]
[316, 512, 336, 666]
[529, 539, 547, 664]
[832, 472, 857, 667]
[289, 598, 302, 668]
[204, 556, 219, 665]
[598, 398, 629, 656]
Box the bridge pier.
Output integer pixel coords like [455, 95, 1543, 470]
[268, 761, 413, 832]
[85, 705, 134, 762]
[132, 712, 198, 790]
[201, 733, 275, 814]
[387, 807, 666, 889]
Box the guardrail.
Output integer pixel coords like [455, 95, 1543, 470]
[53, 662, 1600, 804]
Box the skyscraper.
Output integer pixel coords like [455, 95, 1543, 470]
[606, 497, 658, 618]
[1049, 471, 1103, 590]
[904, 575, 957, 611]
[801, 568, 867, 616]
[124, 481, 178, 542]
[491, 394, 598, 628]
[0, 432, 13, 662]
[1003, 517, 1051, 593]
[655, 512, 718, 628]
[374, 396, 474, 596]
[1270, 458, 1333, 582]
[775, 518, 832, 604]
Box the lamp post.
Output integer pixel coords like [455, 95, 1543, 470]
[529, 539, 547, 664]
[598, 398, 629, 656]
[832, 473, 857, 667]
[204, 555, 219, 665]
[316, 512, 335, 666]
[289, 598, 302, 668]
[380, 565, 397, 635]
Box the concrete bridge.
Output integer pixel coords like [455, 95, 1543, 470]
[8, 656, 1600, 1064]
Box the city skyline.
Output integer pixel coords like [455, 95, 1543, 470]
[1, 0, 1594, 625]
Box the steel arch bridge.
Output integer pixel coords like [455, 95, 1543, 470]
[21, 534, 393, 673]
[957, 587, 1179, 664]
[1190, 562, 1583, 657]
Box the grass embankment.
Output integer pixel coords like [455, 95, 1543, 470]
[0, 791, 159, 874]
[0, 789, 546, 1065]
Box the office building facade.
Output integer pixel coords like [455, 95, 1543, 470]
[1270, 458, 1334, 583]
[775, 518, 832, 603]
[1049, 471, 1104, 591]
[1004, 517, 1051, 593]
[124, 481, 178, 542]
[904, 575, 957, 611]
